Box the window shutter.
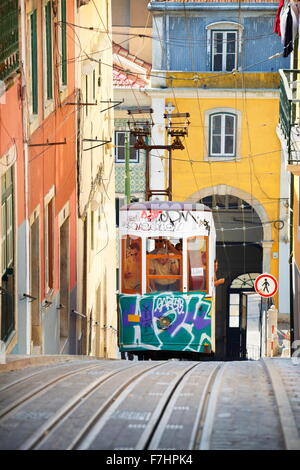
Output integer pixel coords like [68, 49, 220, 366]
[45, 2, 53, 100]
[31, 10, 38, 114]
[61, 0, 67, 85]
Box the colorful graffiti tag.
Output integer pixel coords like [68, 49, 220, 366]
[118, 292, 212, 353]
[121, 210, 211, 234]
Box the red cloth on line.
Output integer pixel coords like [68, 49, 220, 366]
[274, 0, 285, 36]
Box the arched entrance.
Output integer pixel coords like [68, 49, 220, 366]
[186, 186, 270, 359]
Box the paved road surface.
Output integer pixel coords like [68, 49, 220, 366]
[0, 358, 299, 450]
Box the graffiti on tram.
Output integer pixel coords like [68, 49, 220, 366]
[120, 210, 211, 234]
[118, 292, 212, 353]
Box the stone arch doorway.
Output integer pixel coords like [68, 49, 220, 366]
[186, 186, 269, 359]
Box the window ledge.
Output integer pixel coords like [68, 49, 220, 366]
[208, 156, 239, 162]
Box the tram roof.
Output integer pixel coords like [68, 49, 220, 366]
[120, 201, 212, 212]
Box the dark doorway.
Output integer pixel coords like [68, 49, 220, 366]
[200, 194, 264, 360]
[215, 243, 262, 359]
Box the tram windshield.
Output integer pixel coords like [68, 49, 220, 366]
[121, 235, 210, 295]
[146, 237, 182, 293]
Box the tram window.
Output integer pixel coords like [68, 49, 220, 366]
[187, 236, 208, 292]
[122, 235, 142, 294]
[146, 237, 182, 293]
[229, 293, 240, 327]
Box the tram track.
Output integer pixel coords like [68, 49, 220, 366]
[1, 358, 299, 450]
[14, 361, 227, 451]
[0, 360, 97, 393]
[74, 361, 221, 450]
[0, 361, 125, 421]
[146, 363, 225, 450]
[20, 361, 155, 450]
[262, 358, 300, 450]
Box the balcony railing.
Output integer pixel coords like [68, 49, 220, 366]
[279, 69, 300, 164]
[0, 0, 19, 81]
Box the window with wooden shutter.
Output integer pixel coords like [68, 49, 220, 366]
[61, 0, 67, 86]
[31, 10, 38, 114]
[45, 1, 53, 100]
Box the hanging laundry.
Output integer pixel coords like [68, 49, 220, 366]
[283, 7, 294, 56]
[280, 1, 299, 57]
[274, 0, 284, 36]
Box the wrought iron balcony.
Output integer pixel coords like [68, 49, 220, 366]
[0, 0, 19, 81]
[279, 69, 300, 164]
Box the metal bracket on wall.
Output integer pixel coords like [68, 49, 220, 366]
[28, 138, 67, 147]
[82, 138, 112, 151]
[71, 309, 86, 319]
[21, 293, 37, 302]
[65, 101, 98, 106]
[100, 99, 124, 112]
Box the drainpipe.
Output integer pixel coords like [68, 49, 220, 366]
[20, 0, 31, 354]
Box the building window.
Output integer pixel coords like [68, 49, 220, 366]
[209, 113, 236, 158]
[60, 0, 67, 86]
[45, 1, 53, 100]
[115, 131, 139, 163]
[30, 9, 38, 114]
[45, 198, 54, 291]
[1, 167, 15, 342]
[211, 30, 237, 72]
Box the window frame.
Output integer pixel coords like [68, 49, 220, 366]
[59, 0, 67, 87]
[1, 166, 15, 343]
[187, 236, 209, 293]
[44, 197, 54, 292]
[30, 9, 38, 115]
[115, 131, 140, 164]
[146, 253, 182, 294]
[44, 1, 53, 102]
[121, 236, 142, 294]
[209, 112, 237, 158]
[211, 29, 238, 72]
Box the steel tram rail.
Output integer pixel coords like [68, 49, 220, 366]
[0, 361, 113, 420]
[262, 358, 300, 450]
[0, 360, 98, 393]
[69, 361, 170, 450]
[146, 363, 225, 450]
[72, 361, 209, 450]
[19, 362, 149, 450]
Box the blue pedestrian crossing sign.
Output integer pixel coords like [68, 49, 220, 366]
[254, 273, 278, 298]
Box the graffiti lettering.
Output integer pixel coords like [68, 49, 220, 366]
[119, 292, 212, 353]
[141, 210, 162, 221]
[154, 295, 185, 316]
[122, 210, 211, 234]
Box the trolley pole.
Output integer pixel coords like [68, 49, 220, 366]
[124, 132, 131, 204]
